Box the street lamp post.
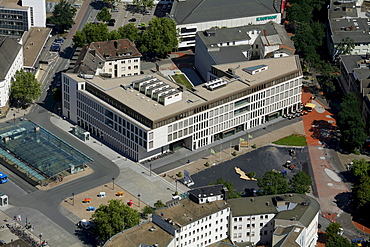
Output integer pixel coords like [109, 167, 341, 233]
[138, 194, 141, 207]
[149, 163, 152, 177]
[39, 233, 42, 246]
[112, 177, 115, 190]
[13, 113, 15, 122]
[72, 193, 75, 206]
[175, 180, 178, 194]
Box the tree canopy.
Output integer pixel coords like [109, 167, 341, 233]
[211, 177, 241, 198]
[257, 170, 289, 195]
[337, 92, 367, 150]
[11, 70, 42, 106]
[49, 0, 76, 31]
[153, 200, 165, 209]
[289, 171, 312, 194]
[335, 37, 355, 58]
[139, 17, 178, 57]
[97, 7, 112, 22]
[351, 159, 370, 208]
[133, 0, 154, 11]
[73, 22, 110, 47]
[325, 223, 354, 247]
[92, 199, 140, 241]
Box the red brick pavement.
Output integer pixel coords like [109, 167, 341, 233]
[301, 89, 348, 214]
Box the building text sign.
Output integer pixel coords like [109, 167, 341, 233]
[256, 15, 277, 21]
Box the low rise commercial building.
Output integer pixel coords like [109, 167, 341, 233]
[168, 0, 283, 48]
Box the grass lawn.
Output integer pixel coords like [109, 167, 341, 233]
[273, 134, 307, 146]
[170, 74, 193, 89]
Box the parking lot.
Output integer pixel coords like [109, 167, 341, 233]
[190, 145, 312, 194]
[107, 3, 172, 31]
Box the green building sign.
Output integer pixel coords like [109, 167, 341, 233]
[256, 15, 277, 21]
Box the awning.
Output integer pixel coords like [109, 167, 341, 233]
[305, 103, 316, 108]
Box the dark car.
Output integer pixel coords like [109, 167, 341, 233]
[54, 38, 64, 44]
[129, 18, 136, 22]
[50, 44, 61, 52]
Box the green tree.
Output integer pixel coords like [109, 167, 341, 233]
[336, 37, 355, 58]
[326, 234, 353, 247]
[142, 205, 154, 217]
[257, 170, 289, 195]
[72, 30, 87, 47]
[351, 159, 370, 178]
[352, 178, 370, 207]
[133, 0, 154, 11]
[287, 2, 313, 24]
[325, 222, 343, 238]
[73, 22, 110, 47]
[117, 24, 141, 42]
[52, 88, 62, 102]
[97, 7, 112, 22]
[139, 17, 178, 57]
[154, 200, 165, 208]
[11, 70, 42, 106]
[289, 171, 312, 194]
[212, 177, 241, 198]
[49, 0, 76, 31]
[337, 92, 367, 150]
[92, 199, 140, 241]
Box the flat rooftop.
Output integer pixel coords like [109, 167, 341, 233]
[171, 0, 279, 25]
[65, 56, 300, 124]
[104, 221, 174, 247]
[0, 0, 27, 9]
[329, 18, 370, 44]
[23, 27, 51, 68]
[153, 198, 229, 227]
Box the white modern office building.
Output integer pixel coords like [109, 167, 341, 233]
[0, 0, 46, 36]
[62, 55, 302, 162]
[0, 36, 23, 108]
[169, 0, 283, 48]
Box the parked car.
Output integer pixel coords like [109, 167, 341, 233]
[54, 38, 64, 45]
[129, 18, 136, 22]
[143, 11, 151, 15]
[162, 4, 167, 10]
[50, 44, 61, 52]
[111, 8, 119, 12]
[56, 81, 61, 87]
[108, 19, 115, 26]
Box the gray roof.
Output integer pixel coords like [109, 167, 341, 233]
[329, 18, 370, 44]
[329, 2, 357, 20]
[0, 36, 22, 80]
[188, 184, 225, 198]
[228, 194, 320, 228]
[197, 22, 295, 64]
[171, 0, 280, 25]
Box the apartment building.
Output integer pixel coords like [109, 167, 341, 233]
[0, 0, 46, 36]
[62, 55, 302, 161]
[168, 0, 283, 48]
[0, 36, 23, 108]
[104, 187, 320, 247]
[339, 54, 370, 132]
[327, 0, 370, 59]
[72, 39, 142, 78]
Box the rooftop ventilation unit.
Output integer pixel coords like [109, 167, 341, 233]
[205, 78, 228, 90]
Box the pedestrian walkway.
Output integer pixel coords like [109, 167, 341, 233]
[302, 89, 348, 214]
